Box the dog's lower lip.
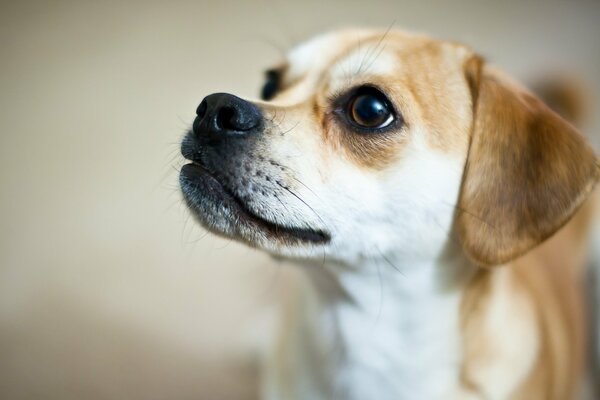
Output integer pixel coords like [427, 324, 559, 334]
[180, 163, 330, 244]
[182, 161, 210, 176]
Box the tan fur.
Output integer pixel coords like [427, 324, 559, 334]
[259, 29, 600, 398]
[458, 58, 599, 398]
[457, 59, 600, 267]
[461, 197, 596, 399]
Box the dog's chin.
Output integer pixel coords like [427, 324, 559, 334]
[179, 163, 330, 251]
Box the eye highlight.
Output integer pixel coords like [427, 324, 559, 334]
[346, 87, 395, 130]
[261, 69, 280, 101]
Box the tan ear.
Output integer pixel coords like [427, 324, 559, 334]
[457, 56, 600, 267]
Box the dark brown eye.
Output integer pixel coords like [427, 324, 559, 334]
[261, 70, 280, 101]
[348, 88, 394, 129]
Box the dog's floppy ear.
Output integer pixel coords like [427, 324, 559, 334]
[457, 56, 600, 267]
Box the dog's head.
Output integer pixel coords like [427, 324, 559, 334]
[180, 29, 599, 266]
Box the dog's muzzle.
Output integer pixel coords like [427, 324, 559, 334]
[178, 93, 330, 247]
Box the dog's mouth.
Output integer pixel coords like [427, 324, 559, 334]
[179, 162, 330, 246]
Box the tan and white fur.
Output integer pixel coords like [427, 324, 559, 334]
[180, 29, 600, 399]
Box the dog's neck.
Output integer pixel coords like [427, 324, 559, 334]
[269, 245, 475, 400]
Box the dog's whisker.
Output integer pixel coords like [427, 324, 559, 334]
[370, 255, 385, 332]
[429, 215, 463, 250]
[269, 107, 278, 123]
[364, 20, 396, 72]
[272, 192, 293, 219]
[188, 229, 211, 245]
[239, 34, 287, 58]
[175, 114, 191, 128]
[260, 0, 296, 48]
[355, 34, 377, 76]
[356, 20, 395, 76]
[275, 180, 328, 229]
[289, 176, 322, 201]
[280, 120, 300, 136]
[439, 201, 499, 233]
[276, 108, 287, 128]
[362, 42, 389, 75]
[376, 248, 406, 277]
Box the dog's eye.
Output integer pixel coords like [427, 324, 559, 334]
[261, 70, 280, 101]
[347, 87, 395, 130]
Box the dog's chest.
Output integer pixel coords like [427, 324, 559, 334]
[272, 261, 465, 400]
[333, 274, 463, 399]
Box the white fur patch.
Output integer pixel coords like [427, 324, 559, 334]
[330, 46, 398, 84]
[286, 32, 345, 80]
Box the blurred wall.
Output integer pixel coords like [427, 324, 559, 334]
[1, 1, 599, 399]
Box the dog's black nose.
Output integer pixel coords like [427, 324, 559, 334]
[194, 93, 262, 140]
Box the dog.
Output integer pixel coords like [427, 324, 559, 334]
[179, 28, 600, 399]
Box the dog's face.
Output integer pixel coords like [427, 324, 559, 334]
[180, 29, 599, 266]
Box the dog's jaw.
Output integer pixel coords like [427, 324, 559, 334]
[180, 162, 330, 250]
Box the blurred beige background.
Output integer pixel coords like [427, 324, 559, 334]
[1, 0, 599, 399]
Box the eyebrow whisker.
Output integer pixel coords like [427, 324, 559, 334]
[356, 20, 396, 76]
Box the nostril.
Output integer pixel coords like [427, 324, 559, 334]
[216, 106, 237, 131]
[196, 100, 208, 119]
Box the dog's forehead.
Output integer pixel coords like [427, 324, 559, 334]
[277, 30, 408, 104]
[285, 30, 381, 81]
[283, 30, 469, 94]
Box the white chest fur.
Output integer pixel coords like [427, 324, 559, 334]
[264, 255, 472, 400]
